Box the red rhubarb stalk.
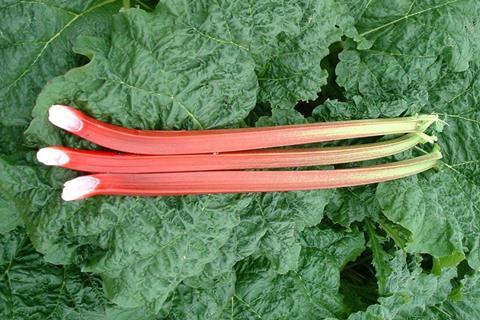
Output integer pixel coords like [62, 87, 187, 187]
[37, 133, 432, 173]
[48, 105, 438, 155]
[61, 148, 441, 201]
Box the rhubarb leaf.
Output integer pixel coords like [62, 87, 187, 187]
[335, 0, 480, 118]
[420, 272, 480, 319]
[0, 155, 254, 311]
[323, 0, 480, 269]
[425, 65, 480, 269]
[230, 227, 364, 319]
[376, 167, 480, 270]
[160, 0, 357, 107]
[26, 4, 260, 147]
[0, 0, 122, 154]
[376, 175, 464, 260]
[425, 64, 480, 186]
[38, 194, 253, 312]
[347, 251, 456, 320]
[326, 186, 379, 227]
[251, 0, 356, 107]
[0, 154, 55, 234]
[253, 190, 333, 274]
[158, 227, 364, 319]
[0, 227, 110, 319]
[0, 151, 338, 312]
[159, 271, 236, 319]
[26, 0, 359, 148]
[375, 62, 480, 268]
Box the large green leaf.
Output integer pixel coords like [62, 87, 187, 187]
[229, 228, 364, 319]
[158, 228, 364, 319]
[0, 227, 161, 320]
[317, 0, 480, 269]
[26, 0, 359, 148]
[26, 5, 258, 148]
[0, 154, 54, 234]
[0, 227, 108, 319]
[0, 0, 122, 154]
[30, 190, 254, 311]
[375, 65, 480, 268]
[376, 167, 480, 269]
[348, 251, 456, 320]
[325, 186, 379, 228]
[0, 153, 336, 312]
[376, 174, 464, 261]
[421, 272, 480, 319]
[0, 143, 339, 315]
[161, 0, 357, 107]
[159, 271, 236, 319]
[251, 0, 356, 107]
[252, 190, 333, 274]
[335, 0, 480, 118]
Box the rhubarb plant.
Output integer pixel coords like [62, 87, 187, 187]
[1, 0, 480, 319]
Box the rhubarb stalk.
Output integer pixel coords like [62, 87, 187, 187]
[48, 105, 438, 155]
[37, 133, 432, 173]
[61, 148, 441, 201]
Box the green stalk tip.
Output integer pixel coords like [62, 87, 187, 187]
[415, 132, 437, 144]
[416, 114, 440, 132]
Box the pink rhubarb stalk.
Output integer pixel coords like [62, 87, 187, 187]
[37, 133, 432, 173]
[61, 148, 442, 201]
[48, 105, 438, 155]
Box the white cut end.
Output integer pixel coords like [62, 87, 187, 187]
[49, 105, 83, 132]
[37, 148, 70, 166]
[62, 176, 99, 201]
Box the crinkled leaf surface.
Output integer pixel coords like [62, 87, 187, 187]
[376, 174, 464, 260]
[335, 0, 480, 118]
[0, 137, 338, 313]
[316, 2, 480, 317]
[161, 0, 357, 107]
[157, 228, 364, 319]
[0, 153, 336, 312]
[374, 63, 480, 267]
[0, 0, 122, 154]
[31, 189, 255, 311]
[158, 271, 236, 319]
[348, 251, 456, 320]
[376, 165, 480, 269]
[26, 0, 359, 148]
[0, 154, 55, 234]
[252, 190, 333, 274]
[230, 228, 364, 320]
[318, 0, 480, 268]
[26, 4, 258, 147]
[250, 0, 356, 106]
[326, 186, 379, 228]
[0, 227, 110, 319]
[2, 0, 480, 318]
[421, 272, 480, 319]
